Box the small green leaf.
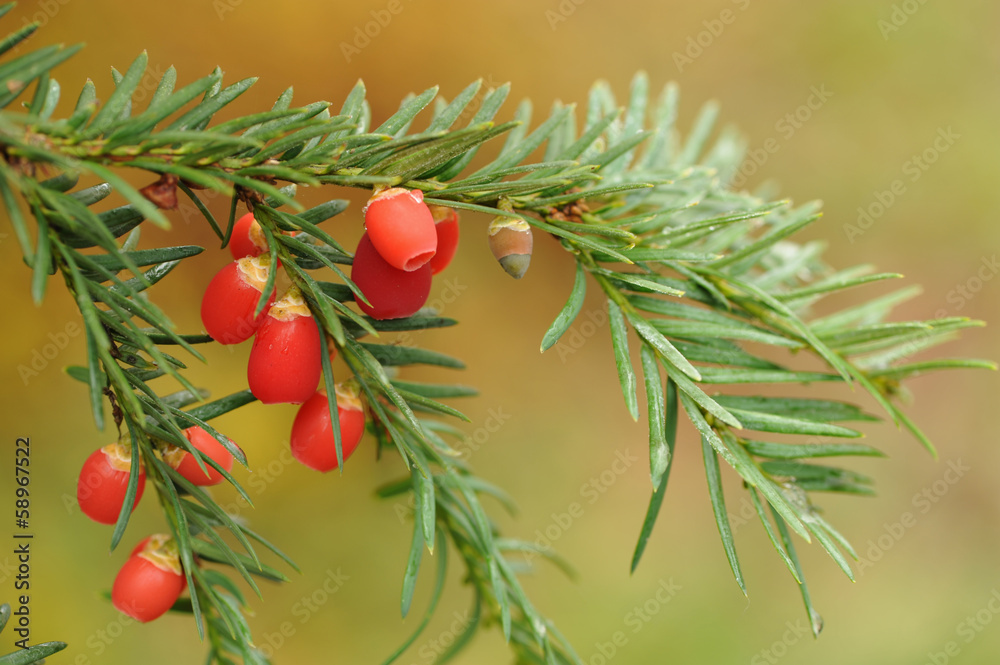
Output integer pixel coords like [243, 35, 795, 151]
[745, 440, 885, 460]
[701, 433, 746, 596]
[389, 381, 478, 399]
[696, 368, 838, 384]
[0, 641, 68, 664]
[772, 508, 824, 637]
[400, 503, 424, 618]
[630, 379, 678, 573]
[109, 425, 144, 552]
[747, 488, 800, 583]
[724, 408, 863, 438]
[607, 299, 639, 421]
[189, 538, 289, 582]
[626, 312, 701, 381]
[713, 395, 877, 422]
[360, 343, 464, 369]
[88, 51, 147, 134]
[640, 345, 669, 487]
[383, 532, 448, 665]
[374, 86, 438, 137]
[541, 261, 587, 352]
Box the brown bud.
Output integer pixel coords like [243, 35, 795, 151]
[139, 173, 179, 210]
[487, 217, 533, 279]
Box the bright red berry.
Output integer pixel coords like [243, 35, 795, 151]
[113, 534, 186, 623]
[77, 442, 146, 525]
[290, 386, 366, 472]
[363, 187, 437, 271]
[428, 205, 460, 275]
[163, 426, 235, 486]
[229, 212, 269, 259]
[351, 232, 432, 320]
[247, 288, 322, 404]
[487, 217, 533, 279]
[201, 256, 275, 344]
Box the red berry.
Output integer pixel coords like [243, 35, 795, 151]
[351, 232, 432, 320]
[290, 386, 366, 472]
[428, 205, 460, 275]
[163, 426, 235, 486]
[247, 289, 322, 404]
[113, 535, 186, 623]
[363, 187, 437, 271]
[77, 442, 146, 525]
[229, 212, 269, 259]
[201, 256, 275, 344]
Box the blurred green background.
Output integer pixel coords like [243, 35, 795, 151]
[1, 0, 999, 663]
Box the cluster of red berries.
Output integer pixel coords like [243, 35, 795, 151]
[77, 189, 468, 621]
[351, 187, 460, 319]
[76, 429, 233, 622]
[198, 210, 370, 470]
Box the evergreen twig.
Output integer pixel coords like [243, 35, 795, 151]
[0, 7, 992, 662]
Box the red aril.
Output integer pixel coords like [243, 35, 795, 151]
[229, 212, 269, 259]
[363, 187, 437, 271]
[247, 288, 322, 404]
[290, 386, 365, 472]
[201, 256, 275, 344]
[163, 426, 236, 486]
[77, 442, 146, 525]
[351, 232, 432, 320]
[113, 534, 186, 623]
[428, 205, 459, 275]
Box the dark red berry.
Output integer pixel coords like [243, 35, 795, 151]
[164, 426, 235, 486]
[428, 205, 460, 275]
[229, 212, 268, 259]
[363, 187, 437, 271]
[113, 534, 186, 623]
[77, 442, 146, 525]
[351, 232, 432, 320]
[201, 257, 275, 344]
[247, 289, 322, 404]
[290, 387, 366, 472]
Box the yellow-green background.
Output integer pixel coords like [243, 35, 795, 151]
[1, 0, 998, 663]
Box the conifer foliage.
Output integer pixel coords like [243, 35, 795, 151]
[0, 4, 992, 663]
